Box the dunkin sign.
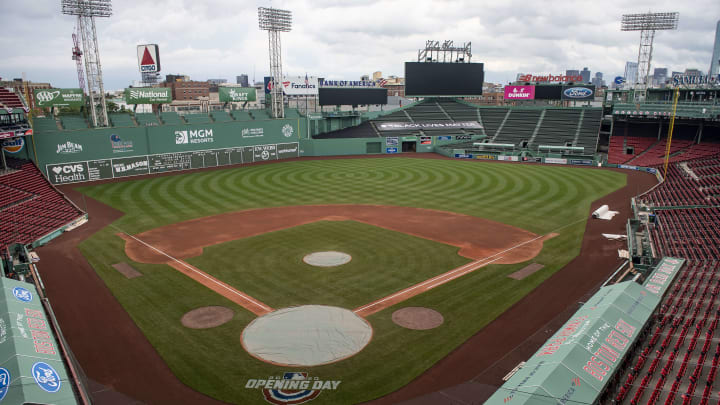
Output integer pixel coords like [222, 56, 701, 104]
[504, 85, 535, 100]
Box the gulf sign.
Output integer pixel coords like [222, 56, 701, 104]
[137, 44, 161, 73]
[504, 85, 535, 100]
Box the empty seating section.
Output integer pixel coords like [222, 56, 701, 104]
[437, 100, 478, 121]
[159, 112, 183, 125]
[135, 113, 160, 126]
[493, 110, 542, 146]
[575, 109, 602, 150]
[313, 122, 379, 139]
[478, 109, 509, 140]
[0, 158, 84, 250]
[109, 113, 135, 127]
[230, 111, 252, 121]
[0, 88, 24, 109]
[609, 152, 720, 405]
[32, 117, 60, 132]
[182, 113, 211, 125]
[644, 164, 718, 207]
[630, 139, 695, 167]
[608, 134, 627, 164]
[59, 116, 88, 130]
[211, 111, 234, 122]
[405, 102, 448, 122]
[373, 109, 412, 123]
[532, 109, 580, 147]
[250, 109, 271, 120]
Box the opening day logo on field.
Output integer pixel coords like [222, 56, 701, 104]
[175, 129, 214, 144]
[245, 372, 341, 404]
[56, 141, 83, 154]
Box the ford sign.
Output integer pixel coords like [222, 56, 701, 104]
[562, 86, 594, 100]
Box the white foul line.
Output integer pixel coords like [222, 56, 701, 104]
[112, 225, 272, 312]
[354, 230, 556, 314]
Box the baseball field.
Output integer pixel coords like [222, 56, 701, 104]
[72, 156, 626, 404]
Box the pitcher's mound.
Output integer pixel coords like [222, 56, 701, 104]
[181, 306, 234, 329]
[392, 307, 444, 330]
[241, 305, 372, 366]
[303, 251, 352, 267]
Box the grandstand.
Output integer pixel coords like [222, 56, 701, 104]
[60, 115, 89, 130]
[109, 113, 136, 127]
[159, 111, 184, 125]
[0, 87, 25, 109]
[135, 112, 160, 126]
[0, 158, 85, 250]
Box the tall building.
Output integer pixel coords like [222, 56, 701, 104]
[710, 20, 720, 76]
[236, 75, 249, 87]
[566, 69, 580, 80]
[581, 67, 591, 83]
[372, 71, 383, 81]
[624, 62, 638, 85]
[591, 72, 604, 88]
[652, 68, 668, 87]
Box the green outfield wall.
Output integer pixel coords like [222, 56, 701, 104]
[31, 119, 303, 184]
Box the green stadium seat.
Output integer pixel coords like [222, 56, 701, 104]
[211, 111, 234, 122]
[32, 117, 60, 132]
[231, 111, 252, 121]
[135, 113, 160, 126]
[183, 113, 211, 125]
[59, 115, 89, 130]
[160, 112, 184, 125]
[109, 113, 136, 127]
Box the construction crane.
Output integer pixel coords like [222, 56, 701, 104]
[72, 28, 86, 92]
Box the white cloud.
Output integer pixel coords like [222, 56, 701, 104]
[1, 0, 718, 89]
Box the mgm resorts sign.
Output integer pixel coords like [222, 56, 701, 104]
[376, 121, 483, 131]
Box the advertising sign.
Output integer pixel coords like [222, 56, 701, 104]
[137, 44, 161, 73]
[124, 87, 172, 104]
[561, 85, 595, 101]
[504, 85, 535, 100]
[671, 73, 720, 86]
[386, 147, 398, 154]
[545, 157, 568, 164]
[518, 73, 583, 83]
[219, 87, 257, 102]
[614, 76, 626, 86]
[570, 159, 593, 165]
[264, 77, 273, 94]
[281, 75, 318, 96]
[386, 137, 398, 146]
[498, 155, 519, 161]
[34, 88, 84, 108]
[318, 88, 387, 106]
[319, 79, 381, 87]
[377, 121, 482, 131]
[438, 135, 452, 141]
[420, 136, 432, 145]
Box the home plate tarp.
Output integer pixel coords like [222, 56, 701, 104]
[486, 279, 666, 405]
[0, 277, 79, 404]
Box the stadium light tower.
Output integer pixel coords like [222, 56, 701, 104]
[258, 7, 292, 119]
[621, 12, 679, 101]
[61, 0, 112, 127]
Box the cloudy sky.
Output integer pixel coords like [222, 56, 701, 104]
[1, 0, 718, 90]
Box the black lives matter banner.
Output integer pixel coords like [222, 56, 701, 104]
[376, 121, 482, 131]
[45, 142, 299, 185]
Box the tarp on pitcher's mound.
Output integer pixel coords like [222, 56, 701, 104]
[241, 305, 372, 367]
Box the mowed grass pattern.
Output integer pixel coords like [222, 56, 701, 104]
[186, 220, 472, 309]
[77, 157, 626, 404]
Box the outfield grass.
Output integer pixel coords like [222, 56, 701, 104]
[76, 158, 626, 404]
